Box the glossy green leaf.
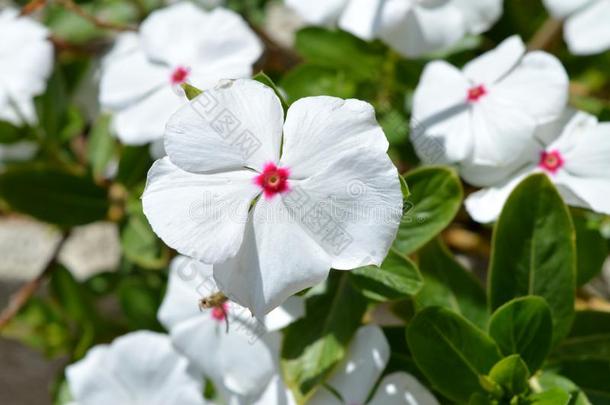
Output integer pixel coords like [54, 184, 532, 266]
[538, 371, 592, 405]
[116, 145, 153, 188]
[0, 167, 109, 226]
[87, 115, 116, 179]
[393, 166, 463, 255]
[294, 27, 384, 80]
[253, 71, 289, 109]
[572, 210, 607, 285]
[281, 64, 357, 104]
[407, 307, 502, 403]
[489, 174, 576, 345]
[35, 68, 68, 140]
[350, 249, 423, 301]
[415, 238, 488, 329]
[121, 205, 168, 270]
[554, 360, 610, 405]
[488, 355, 530, 396]
[489, 296, 552, 373]
[282, 273, 367, 403]
[527, 388, 571, 405]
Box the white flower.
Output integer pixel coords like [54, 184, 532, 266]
[308, 325, 439, 405]
[66, 331, 206, 405]
[158, 256, 305, 402]
[142, 78, 402, 318]
[285, 0, 503, 57]
[543, 0, 610, 55]
[99, 2, 262, 145]
[464, 109, 610, 223]
[0, 8, 53, 125]
[411, 35, 568, 167]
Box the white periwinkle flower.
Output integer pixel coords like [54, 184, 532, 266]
[0, 8, 53, 125]
[143, 79, 402, 319]
[285, 0, 503, 57]
[411, 35, 569, 167]
[142, 79, 402, 318]
[99, 2, 262, 145]
[465, 109, 610, 223]
[158, 256, 304, 402]
[543, 0, 610, 55]
[66, 331, 206, 405]
[309, 325, 439, 405]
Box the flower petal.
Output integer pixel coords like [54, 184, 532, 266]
[464, 168, 532, 223]
[142, 157, 259, 263]
[170, 315, 275, 398]
[309, 325, 390, 405]
[158, 256, 216, 331]
[564, 1, 610, 55]
[99, 33, 167, 110]
[463, 35, 525, 85]
[411, 61, 471, 164]
[555, 174, 610, 215]
[369, 372, 440, 405]
[285, 0, 348, 25]
[112, 85, 184, 145]
[140, 4, 262, 67]
[214, 198, 332, 319]
[379, 1, 465, 58]
[453, 0, 503, 34]
[338, 0, 384, 40]
[552, 121, 610, 179]
[542, 0, 592, 19]
[286, 148, 402, 270]
[165, 79, 284, 173]
[281, 96, 389, 179]
[264, 295, 305, 331]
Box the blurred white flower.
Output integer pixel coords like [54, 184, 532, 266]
[66, 331, 206, 405]
[465, 109, 610, 223]
[264, 2, 306, 48]
[142, 78, 402, 318]
[543, 0, 610, 55]
[285, 0, 503, 57]
[158, 256, 304, 402]
[0, 8, 53, 125]
[0, 217, 61, 281]
[99, 2, 262, 145]
[308, 325, 439, 405]
[411, 35, 568, 167]
[58, 222, 121, 281]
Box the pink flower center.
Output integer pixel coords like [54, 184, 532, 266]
[211, 303, 229, 322]
[467, 85, 487, 102]
[539, 150, 564, 174]
[254, 163, 290, 199]
[170, 66, 190, 85]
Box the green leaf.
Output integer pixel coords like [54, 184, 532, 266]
[572, 210, 607, 285]
[0, 167, 109, 226]
[393, 166, 463, 255]
[121, 204, 168, 269]
[550, 312, 610, 404]
[87, 115, 116, 179]
[350, 249, 423, 302]
[282, 273, 367, 403]
[407, 307, 502, 403]
[415, 238, 488, 329]
[488, 355, 530, 397]
[116, 145, 153, 188]
[489, 174, 576, 346]
[527, 388, 571, 405]
[538, 371, 592, 405]
[294, 27, 385, 80]
[489, 297, 553, 373]
[118, 275, 164, 331]
[0, 121, 27, 144]
[35, 68, 68, 139]
[253, 71, 289, 110]
[281, 64, 357, 104]
[181, 83, 203, 100]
